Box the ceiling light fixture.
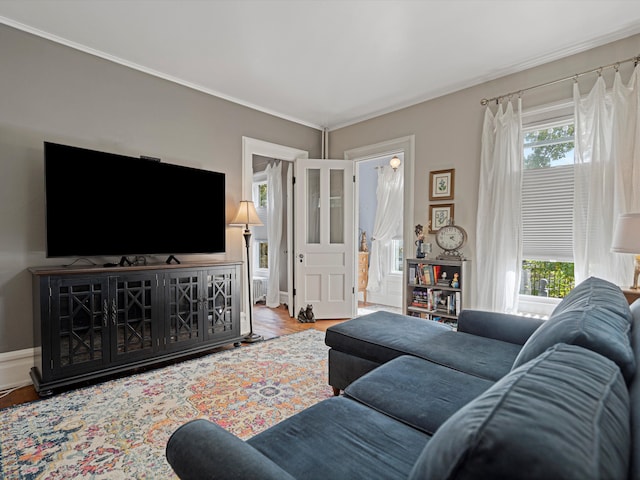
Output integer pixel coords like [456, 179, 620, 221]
[390, 156, 401, 171]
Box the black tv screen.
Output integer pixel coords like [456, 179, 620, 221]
[44, 142, 226, 258]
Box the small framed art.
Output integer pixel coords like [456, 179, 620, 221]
[429, 169, 455, 201]
[429, 204, 454, 233]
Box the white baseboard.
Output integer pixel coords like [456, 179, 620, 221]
[0, 348, 34, 391]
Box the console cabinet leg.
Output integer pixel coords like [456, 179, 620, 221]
[332, 386, 341, 396]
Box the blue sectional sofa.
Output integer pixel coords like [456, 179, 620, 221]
[166, 277, 640, 479]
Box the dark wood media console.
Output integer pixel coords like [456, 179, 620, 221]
[30, 261, 243, 396]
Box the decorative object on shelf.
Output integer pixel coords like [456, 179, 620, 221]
[231, 200, 265, 343]
[414, 224, 428, 258]
[429, 168, 455, 201]
[435, 219, 467, 260]
[611, 212, 640, 289]
[451, 272, 460, 288]
[359, 230, 369, 252]
[429, 204, 454, 233]
[297, 304, 316, 323]
[437, 271, 450, 286]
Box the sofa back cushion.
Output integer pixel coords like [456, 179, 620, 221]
[409, 343, 630, 480]
[512, 276, 635, 381]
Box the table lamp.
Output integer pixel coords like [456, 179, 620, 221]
[611, 213, 640, 290]
[231, 200, 264, 342]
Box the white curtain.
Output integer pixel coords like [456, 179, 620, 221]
[476, 100, 523, 312]
[265, 161, 283, 307]
[367, 164, 403, 293]
[573, 66, 640, 285]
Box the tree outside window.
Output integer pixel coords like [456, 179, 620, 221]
[258, 241, 268, 270]
[258, 183, 268, 208]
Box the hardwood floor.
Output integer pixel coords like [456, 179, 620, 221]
[251, 303, 347, 339]
[0, 304, 349, 410]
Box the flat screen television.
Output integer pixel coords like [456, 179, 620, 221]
[44, 142, 226, 259]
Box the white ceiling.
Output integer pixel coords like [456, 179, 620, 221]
[1, 1, 640, 130]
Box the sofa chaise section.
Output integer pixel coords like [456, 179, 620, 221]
[325, 309, 543, 393]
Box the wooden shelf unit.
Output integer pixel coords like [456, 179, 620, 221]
[405, 258, 470, 328]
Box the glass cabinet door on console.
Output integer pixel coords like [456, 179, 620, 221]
[48, 276, 110, 380]
[164, 267, 241, 350]
[165, 270, 203, 351]
[203, 267, 240, 343]
[110, 273, 160, 365]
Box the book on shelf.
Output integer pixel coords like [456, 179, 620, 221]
[409, 266, 416, 284]
[433, 265, 441, 283]
[423, 265, 433, 285]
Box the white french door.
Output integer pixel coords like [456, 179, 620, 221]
[294, 159, 355, 319]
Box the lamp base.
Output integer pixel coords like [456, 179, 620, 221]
[243, 332, 263, 343]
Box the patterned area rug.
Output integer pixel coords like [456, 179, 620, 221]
[0, 329, 333, 479]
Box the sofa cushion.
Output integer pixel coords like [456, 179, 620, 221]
[248, 396, 429, 480]
[553, 275, 632, 320]
[345, 355, 493, 435]
[512, 276, 635, 381]
[409, 343, 630, 480]
[326, 312, 521, 381]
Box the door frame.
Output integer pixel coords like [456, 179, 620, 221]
[241, 137, 309, 329]
[344, 135, 415, 313]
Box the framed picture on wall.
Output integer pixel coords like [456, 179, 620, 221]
[429, 204, 454, 233]
[429, 169, 455, 201]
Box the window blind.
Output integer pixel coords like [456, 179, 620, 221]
[521, 164, 574, 261]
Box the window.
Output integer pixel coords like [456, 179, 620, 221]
[390, 239, 404, 274]
[257, 241, 268, 269]
[257, 183, 267, 208]
[252, 176, 268, 275]
[520, 117, 576, 300]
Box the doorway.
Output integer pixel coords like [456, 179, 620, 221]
[345, 135, 415, 317]
[250, 155, 293, 315]
[240, 137, 308, 332]
[356, 154, 404, 314]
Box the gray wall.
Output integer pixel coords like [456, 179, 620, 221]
[330, 33, 640, 308]
[0, 24, 321, 353]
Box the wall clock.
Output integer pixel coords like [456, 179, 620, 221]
[435, 222, 467, 260]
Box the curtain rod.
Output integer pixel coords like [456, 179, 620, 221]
[480, 54, 640, 106]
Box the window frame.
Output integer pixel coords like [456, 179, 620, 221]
[518, 101, 576, 316]
[389, 238, 404, 275]
[252, 173, 269, 277]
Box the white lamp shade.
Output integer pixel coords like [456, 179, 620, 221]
[611, 213, 640, 253]
[231, 200, 263, 227]
[389, 156, 401, 170]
